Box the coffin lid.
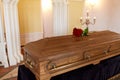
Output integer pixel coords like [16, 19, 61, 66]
[23, 30, 120, 62]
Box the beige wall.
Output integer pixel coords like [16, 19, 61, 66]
[68, 0, 84, 34]
[18, 0, 113, 35]
[18, 0, 42, 34]
[18, 0, 84, 35]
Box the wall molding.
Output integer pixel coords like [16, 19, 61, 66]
[20, 32, 43, 45]
[1, 0, 23, 67]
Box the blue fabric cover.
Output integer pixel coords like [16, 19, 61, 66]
[51, 55, 120, 80]
[18, 55, 120, 80]
[17, 65, 36, 80]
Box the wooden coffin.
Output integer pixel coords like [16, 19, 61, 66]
[23, 30, 120, 80]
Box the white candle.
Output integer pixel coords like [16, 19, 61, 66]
[93, 17, 96, 24]
[88, 17, 90, 19]
[80, 17, 83, 19]
[94, 17, 96, 19]
[87, 10, 89, 16]
[80, 17, 83, 22]
[86, 17, 88, 20]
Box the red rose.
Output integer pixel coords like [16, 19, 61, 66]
[73, 28, 83, 37]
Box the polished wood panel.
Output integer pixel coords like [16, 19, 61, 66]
[23, 30, 120, 80]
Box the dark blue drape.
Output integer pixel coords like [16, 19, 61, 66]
[17, 65, 36, 80]
[18, 55, 120, 80]
[51, 55, 120, 80]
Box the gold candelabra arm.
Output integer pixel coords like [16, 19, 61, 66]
[80, 12, 96, 27]
[80, 17, 96, 26]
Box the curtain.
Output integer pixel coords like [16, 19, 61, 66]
[0, 1, 8, 67]
[52, 0, 68, 36]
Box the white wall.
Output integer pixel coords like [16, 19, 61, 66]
[108, 0, 120, 33]
[83, 0, 111, 31]
[86, 0, 120, 33]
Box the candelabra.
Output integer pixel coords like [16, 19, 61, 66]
[80, 11, 96, 36]
[80, 11, 96, 27]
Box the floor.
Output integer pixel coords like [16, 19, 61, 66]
[0, 46, 24, 80]
[0, 65, 17, 80]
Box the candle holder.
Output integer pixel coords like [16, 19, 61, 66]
[80, 11, 96, 36]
